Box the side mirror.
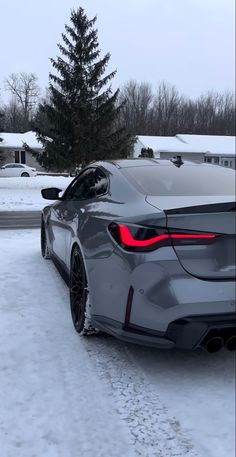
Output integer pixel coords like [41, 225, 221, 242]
[41, 187, 62, 200]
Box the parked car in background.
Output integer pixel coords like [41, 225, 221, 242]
[0, 163, 37, 177]
[41, 159, 236, 353]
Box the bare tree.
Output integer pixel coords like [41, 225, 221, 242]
[152, 82, 181, 135]
[3, 100, 27, 132]
[119, 80, 154, 134]
[5, 72, 40, 130]
[119, 79, 235, 137]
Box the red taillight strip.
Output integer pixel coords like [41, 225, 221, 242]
[119, 225, 216, 248]
[119, 225, 169, 247]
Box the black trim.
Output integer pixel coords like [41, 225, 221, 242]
[51, 253, 70, 286]
[123, 322, 165, 338]
[165, 201, 236, 215]
[166, 313, 236, 349]
[92, 313, 236, 350]
[124, 286, 134, 325]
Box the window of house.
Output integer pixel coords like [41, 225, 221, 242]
[224, 160, 229, 167]
[21, 150, 26, 164]
[15, 151, 20, 163]
[15, 150, 26, 164]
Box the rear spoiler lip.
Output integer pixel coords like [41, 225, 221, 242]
[164, 201, 236, 215]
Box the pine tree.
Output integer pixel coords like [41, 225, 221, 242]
[33, 8, 133, 171]
[139, 147, 154, 158]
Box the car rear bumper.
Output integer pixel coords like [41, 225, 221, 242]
[165, 313, 236, 349]
[92, 313, 236, 350]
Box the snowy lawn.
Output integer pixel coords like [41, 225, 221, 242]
[0, 175, 73, 211]
[0, 229, 235, 457]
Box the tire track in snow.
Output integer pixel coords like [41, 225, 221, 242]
[85, 335, 200, 457]
[47, 261, 137, 457]
[49, 257, 199, 457]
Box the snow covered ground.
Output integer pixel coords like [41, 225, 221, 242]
[0, 176, 73, 211]
[0, 229, 235, 457]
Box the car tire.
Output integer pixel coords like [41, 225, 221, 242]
[21, 172, 30, 177]
[41, 220, 51, 259]
[70, 246, 97, 335]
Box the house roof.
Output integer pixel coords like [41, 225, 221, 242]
[137, 135, 207, 154]
[177, 134, 236, 157]
[0, 131, 43, 150]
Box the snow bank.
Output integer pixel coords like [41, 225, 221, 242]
[0, 175, 73, 211]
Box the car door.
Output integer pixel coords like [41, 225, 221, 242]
[49, 168, 98, 266]
[8, 164, 20, 176]
[13, 164, 23, 176]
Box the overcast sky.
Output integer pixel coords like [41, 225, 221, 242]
[0, 0, 235, 101]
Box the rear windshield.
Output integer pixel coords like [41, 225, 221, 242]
[121, 165, 235, 196]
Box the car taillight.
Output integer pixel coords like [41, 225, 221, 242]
[108, 223, 217, 252]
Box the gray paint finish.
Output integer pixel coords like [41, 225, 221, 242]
[41, 159, 236, 349]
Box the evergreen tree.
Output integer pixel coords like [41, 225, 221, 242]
[139, 147, 154, 158]
[33, 8, 133, 171]
[139, 148, 154, 159]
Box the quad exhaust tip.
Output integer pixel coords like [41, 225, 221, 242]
[225, 335, 236, 351]
[205, 337, 224, 353]
[204, 335, 236, 353]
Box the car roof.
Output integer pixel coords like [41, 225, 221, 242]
[93, 158, 214, 169]
[4, 162, 26, 166]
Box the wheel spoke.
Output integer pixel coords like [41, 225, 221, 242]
[72, 270, 83, 285]
[70, 253, 86, 329]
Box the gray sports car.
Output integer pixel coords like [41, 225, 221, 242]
[41, 158, 236, 353]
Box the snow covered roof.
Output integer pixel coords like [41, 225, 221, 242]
[0, 131, 43, 150]
[136, 134, 236, 157]
[137, 135, 207, 154]
[177, 134, 236, 157]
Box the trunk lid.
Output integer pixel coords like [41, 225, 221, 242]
[146, 196, 236, 280]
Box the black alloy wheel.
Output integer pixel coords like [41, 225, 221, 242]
[41, 220, 51, 259]
[21, 172, 30, 177]
[70, 246, 88, 333]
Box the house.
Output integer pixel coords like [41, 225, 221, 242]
[134, 135, 207, 162]
[177, 134, 236, 169]
[133, 134, 236, 169]
[0, 131, 44, 171]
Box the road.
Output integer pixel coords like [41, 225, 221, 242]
[0, 211, 41, 229]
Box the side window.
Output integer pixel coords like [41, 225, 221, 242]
[94, 168, 108, 196]
[65, 169, 97, 200]
[64, 168, 108, 201]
